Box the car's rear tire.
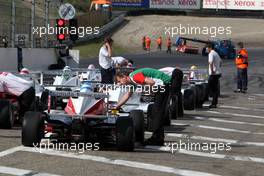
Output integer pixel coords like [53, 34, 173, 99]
[130, 110, 144, 144]
[183, 89, 196, 110]
[0, 100, 14, 129]
[146, 104, 154, 132]
[201, 83, 209, 102]
[22, 111, 45, 147]
[164, 95, 178, 124]
[195, 84, 204, 108]
[116, 116, 134, 151]
[170, 95, 179, 119]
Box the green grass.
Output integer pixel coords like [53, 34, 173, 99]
[73, 41, 128, 59]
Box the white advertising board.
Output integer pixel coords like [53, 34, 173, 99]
[150, 0, 201, 9]
[203, 0, 264, 10]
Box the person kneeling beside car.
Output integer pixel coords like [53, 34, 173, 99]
[0, 71, 35, 118]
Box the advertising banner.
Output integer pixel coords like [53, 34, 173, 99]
[112, 0, 149, 7]
[149, 0, 201, 9]
[203, 0, 264, 10]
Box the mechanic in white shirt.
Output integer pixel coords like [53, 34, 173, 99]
[99, 37, 114, 83]
[207, 43, 222, 108]
[0, 71, 35, 117]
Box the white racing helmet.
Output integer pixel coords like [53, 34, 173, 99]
[20, 68, 30, 75]
[62, 66, 72, 80]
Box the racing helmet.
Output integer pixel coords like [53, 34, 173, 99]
[62, 66, 72, 80]
[20, 68, 30, 75]
[190, 65, 197, 70]
[80, 81, 93, 93]
[87, 64, 95, 70]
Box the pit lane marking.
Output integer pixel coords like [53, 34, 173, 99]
[0, 166, 60, 176]
[161, 133, 264, 147]
[171, 123, 264, 135]
[192, 116, 264, 127]
[206, 111, 264, 119]
[17, 146, 221, 176]
[145, 146, 264, 164]
[0, 146, 22, 158]
[212, 105, 264, 112]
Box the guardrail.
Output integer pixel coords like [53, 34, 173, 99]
[72, 13, 127, 44]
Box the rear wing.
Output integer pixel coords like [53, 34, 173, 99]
[46, 90, 110, 115]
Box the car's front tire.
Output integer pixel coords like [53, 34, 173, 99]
[22, 111, 45, 147]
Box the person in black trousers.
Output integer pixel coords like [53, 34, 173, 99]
[171, 68, 184, 117]
[99, 37, 114, 84]
[207, 43, 222, 108]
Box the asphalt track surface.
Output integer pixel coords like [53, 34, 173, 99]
[0, 48, 264, 176]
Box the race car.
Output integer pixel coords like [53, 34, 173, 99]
[0, 93, 18, 129]
[0, 72, 39, 129]
[182, 68, 209, 110]
[22, 87, 145, 151]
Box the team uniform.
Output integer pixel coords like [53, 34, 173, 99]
[99, 45, 114, 84]
[156, 37, 162, 51]
[208, 50, 222, 107]
[0, 72, 35, 117]
[166, 38, 172, 54]
[129, 68, 171, 144]
[235, 48, 248, 92]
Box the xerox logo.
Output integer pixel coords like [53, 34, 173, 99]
[151, 0, 175, 5]
[178, 0, 197, 6]
[234, 0, 255, 7]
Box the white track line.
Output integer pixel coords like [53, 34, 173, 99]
[192, 116, 264, 127]
[0, 166, 31, 176]
[0, 146, 23, 158]
[206, 111, 264, 119]
[19, 146, 221, 176]
[0, 166, 60, 176]
[171, 123, 264, 135]
[145, 146, 264, 164]
[219, 105, 264, 112]
[204, 104, 264, 112]
[164, 133, 264, 147]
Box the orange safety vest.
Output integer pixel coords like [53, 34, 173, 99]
[156, 38, 162, 45]
[235, 48, 248, 69]
[166, 39, 171, 47]
[145, 37, 151, 48]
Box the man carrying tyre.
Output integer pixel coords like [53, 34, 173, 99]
[0, 72, 35, 118]
[115, 68, 171, 146]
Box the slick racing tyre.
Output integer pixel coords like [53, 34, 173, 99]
[116, 116, 134, 151]
[201, 83, 209, 102]
[183, 88, 196, 110]
[130, 110, 144, 144]
[0, 99, 14, 129]
[22, 111, 45, 147]
[195, 84, 204, 108]
[164, 95, 178, 124]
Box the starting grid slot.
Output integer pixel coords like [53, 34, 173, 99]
[48, 90, 109, 99]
